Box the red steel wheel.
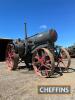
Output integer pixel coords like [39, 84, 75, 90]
[6, 44, 19, 70]
[56, 47, 71, 70]
[32, 48, 55, 77]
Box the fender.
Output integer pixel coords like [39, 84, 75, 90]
[31, 44, 48, 53]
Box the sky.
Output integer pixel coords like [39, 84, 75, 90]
[0, 0, 75, 47]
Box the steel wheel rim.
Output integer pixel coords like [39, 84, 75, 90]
[6, 44, 15, 70]
[57, 47, 71, 69]
[32, 48, 55, 77]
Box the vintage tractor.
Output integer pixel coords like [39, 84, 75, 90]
[6, 23, 71, 77]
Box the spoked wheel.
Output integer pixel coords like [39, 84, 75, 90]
[6, 44, 19, 70]
[32, 48, 55, 78]
[56, 47, 71, 71]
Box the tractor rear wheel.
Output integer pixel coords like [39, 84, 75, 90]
[32, 48, 55, 77]
[56, 47, 71, 70]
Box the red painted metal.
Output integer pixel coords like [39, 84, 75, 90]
[32, 48, 53, 77]
[6, 45, 15, 70]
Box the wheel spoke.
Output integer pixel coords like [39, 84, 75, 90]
[56, 48, 71, 70]
[6, 45, 14, 70]
[32, 48, 55, 77]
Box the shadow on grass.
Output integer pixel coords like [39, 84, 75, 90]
[17, 65, 26, 70]
[55, 67, 75, 73]
[16, 65, 34, 74]
[47, 67, 75, 78]
[15, 65, 75, 78]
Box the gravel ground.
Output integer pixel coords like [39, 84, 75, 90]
[0, 59, 75, 100]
